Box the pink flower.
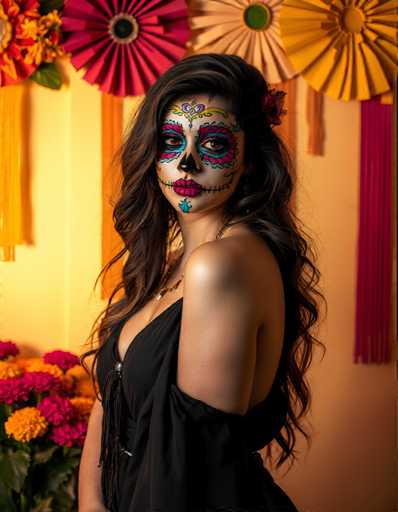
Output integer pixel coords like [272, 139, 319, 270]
[262, 88, 287, 126]
[50, 420, 87, 447]
[23, 371, 61, 394]
[37, 395, 75, 426]
[0, 340, 19, 360]
[0, 377, 30, 404]
[43, 350, 80, 371]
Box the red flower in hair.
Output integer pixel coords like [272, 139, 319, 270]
[262, 88, 287, 126]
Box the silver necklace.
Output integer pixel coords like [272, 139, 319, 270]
[153, 222, 228, 301]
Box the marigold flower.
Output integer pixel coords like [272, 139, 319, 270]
[0, 0, 40, 85]
[75, 378, 97, 398]
[43, 350, 80, 372]
[70, 397, 94, 420]
[0, 340, 19, 360]
[0, 377, 30, 404]
[14, 356, 42, 370]
[0, 361, 23, 379]
[5, 407, 48, 442]
[66, 364, 88, 380]
[22, 9, 64, 66]
[37, 395, 75, 426]
[50, 420, 87, 447]
[23, 371, 61, 394]
[26, 361, 63, 378]
[60, 373, 75, 395]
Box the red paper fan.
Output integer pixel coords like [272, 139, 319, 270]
[61, 0, 190, 97]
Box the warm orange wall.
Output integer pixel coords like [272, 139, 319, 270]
[0, 58, 395, 511]
[267, 75, 396, 512]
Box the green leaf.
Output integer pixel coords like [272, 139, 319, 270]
[30, 63, 62, 90]
[0, 449, 30, 492]
[39, 0, 64, 15]
[51, 472, 77, 511]
[33, 445, 59, 465]
[0, 479, 17, 512]
[31, 496, 53, 512]
[40, 456, 80, 493]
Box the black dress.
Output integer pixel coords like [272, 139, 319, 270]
[96, 297, 299, 512]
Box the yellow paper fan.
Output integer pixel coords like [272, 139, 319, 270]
[279, 0, 397, 101]
[188, 0, 297, 83]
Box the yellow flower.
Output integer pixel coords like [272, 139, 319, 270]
[38, 11, 61, 31]
[21, 10, 64, 66]
[24, 41, 45, 65]
[26, 361, 63, 378]
[70, 397, 95, 419]
[0, 361, 23, 379]
[5, 407, 48, 442]
[21, 18, 40, 39]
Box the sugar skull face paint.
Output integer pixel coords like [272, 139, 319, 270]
[156, 94, 246, 215]
[158, 120, 186, 163]
[197, 121, 239, 169]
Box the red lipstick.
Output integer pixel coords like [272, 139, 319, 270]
[173, 178, 202, 197]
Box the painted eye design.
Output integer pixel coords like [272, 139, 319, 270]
[158, 121, 185, 162]
[161, 135, 184, 147]
[202, 138, 227, 152]
[198, 123, 237, 169]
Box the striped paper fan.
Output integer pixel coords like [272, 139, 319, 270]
[279, 0, 397, 101]
[188, 0, 297, 84]
[61, 0, 190, 97]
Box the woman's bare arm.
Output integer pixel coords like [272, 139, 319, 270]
[78, 398, 108, 512]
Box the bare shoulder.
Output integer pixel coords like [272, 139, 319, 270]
[178, 228, 262, 414]
[184, 225, 281, 298]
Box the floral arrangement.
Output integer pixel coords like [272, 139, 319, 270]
[0, 338, 96, 510]
[0, 0, 64, 89]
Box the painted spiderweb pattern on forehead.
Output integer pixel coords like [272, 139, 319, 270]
[197, 122, 238, 169]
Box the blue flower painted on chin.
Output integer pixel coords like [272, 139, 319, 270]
[178, 197, 192, 212]
[158, 120, 186, 163]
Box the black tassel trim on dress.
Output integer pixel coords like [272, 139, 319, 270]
[99, 360, 125, 511]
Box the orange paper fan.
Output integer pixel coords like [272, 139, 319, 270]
[188, 0, 297, 83]
[279, 0, 397, 101]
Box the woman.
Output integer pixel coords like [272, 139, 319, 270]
[79, 53, 325, 512]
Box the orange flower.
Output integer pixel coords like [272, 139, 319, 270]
[22, 10, 64, 66]
[70, 397, 95, 420]
[5, 407, 48, 442]
[75, 378, 98, 398]
[0, 361, 23, 379]
[26, 361, 63, 378]
[14, 356, 42, 370]
[59, 373, 75, 394]
[66, 365, 88, 380]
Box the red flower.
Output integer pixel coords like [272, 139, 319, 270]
[0, 340, 19, 360]
[50, 420, 88, 447]
[37, 395, 76, 426]
[23, 371, 61, 394]
[0, 376, 30, 404]
[0, 0, 40, 86]
[262, 88, 287, 126]
[43, 350, 80, 372]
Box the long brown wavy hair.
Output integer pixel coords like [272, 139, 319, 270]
[81, 53, 326, 473]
